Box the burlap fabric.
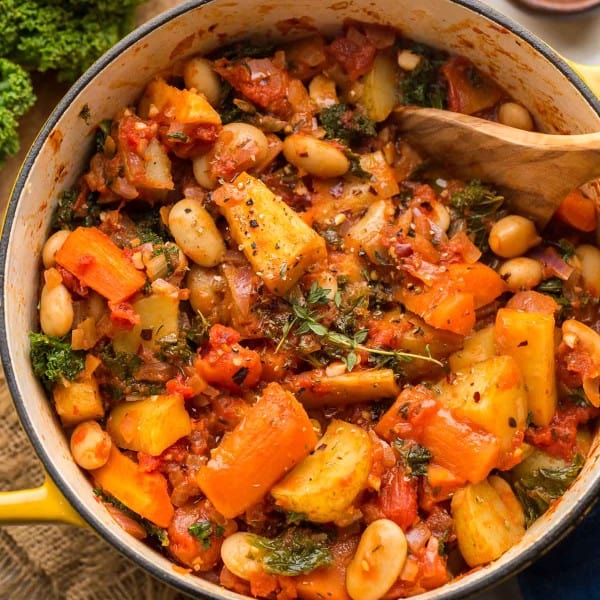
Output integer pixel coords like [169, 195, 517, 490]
[0, 2, 194, 598]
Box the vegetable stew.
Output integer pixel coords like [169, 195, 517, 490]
[30, 22, 600, 600]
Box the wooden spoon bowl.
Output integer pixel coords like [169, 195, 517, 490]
[394, 106, 600, 226]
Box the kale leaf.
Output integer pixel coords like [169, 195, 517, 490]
[400, 45, 447, 109]
[449, 180, 504, 253]
[319, 103, 376, 146]
[513, 454, 584, 526]
[29, 332, 85, 391]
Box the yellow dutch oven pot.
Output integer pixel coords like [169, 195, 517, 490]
[2, 0, 600, 597]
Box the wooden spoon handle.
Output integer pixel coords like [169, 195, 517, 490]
[394, 107, 600, 225]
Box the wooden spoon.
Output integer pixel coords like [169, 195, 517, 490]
[394, 106, 600, 226]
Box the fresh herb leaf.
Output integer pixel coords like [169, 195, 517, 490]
[188, 520, 225, 549]
[450, 180, 504, 253]
[51, 188, 101, 230]
[513, 454, 584, 526]
[276, 282, 443, 370]
[400, 45, 447, 109]
[252, 528, 332, 576]
[320, 103, 376, 145]
[167, 131, 190, 142]
[99, 346, 141, 380]
[393, 438, 433, 476]
[554, 238, 575, 261]
[29, 332, 85, 391]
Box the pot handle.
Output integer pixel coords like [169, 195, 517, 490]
[568, 61, 600, 98]
[0, 475, 86, 526]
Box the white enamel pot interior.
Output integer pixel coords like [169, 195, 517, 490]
[2, 0, 600, 598]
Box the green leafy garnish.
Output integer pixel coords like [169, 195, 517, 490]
[450, 180, 504, 253]
[393, 438, 433, 476]
[252, 528, 332, 576]
[51, 188, 101, 230]
[512, 454, 584, 526]
[276, 282, 443, 371]
[29, 332, 85, 391]
[320, 103, 376, 145]
[400, 45, 447, 109]
[188, 520, 225, 549]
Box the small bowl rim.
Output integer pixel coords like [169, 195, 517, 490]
[2, 0, 600, 598]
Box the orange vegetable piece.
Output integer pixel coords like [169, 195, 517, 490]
[424, 292, 475, 336]
[92, 445, 174, 528]
[441, 56, 503, 115]
[445, 263, 507, 309]
[398, 263, 505, 336]
[55, 227, 146, 303]
[375, 387, 500, 483]
[555, 189, 597, 232]
[196, 382, 318, 518]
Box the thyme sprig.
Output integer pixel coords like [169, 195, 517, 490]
[276, 283, 443, 371]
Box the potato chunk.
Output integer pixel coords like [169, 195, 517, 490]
[439, 355, 527, 470]
[448, 325, 495, 372]
[451, 475, 525, 567]
[495, 308, 557, 426]
[214, 173, 327, 295]
[271, 419, 372, 523]
[106, 394, 192, 456]
[112, 292, 179, 354]
[53, 376, 104, 427]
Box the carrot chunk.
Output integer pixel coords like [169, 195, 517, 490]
[196, 382, 318, 518]
[555, 189, 597, 232]
[92, 445, 174, 527]
[55, 227, 146, 303]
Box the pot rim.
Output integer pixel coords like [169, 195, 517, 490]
[2, 0, 600, 598]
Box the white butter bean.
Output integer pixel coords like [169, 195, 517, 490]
[575, 244, 600, 296]
[183, 56, 222, 106]
[42, 229, 71, 268]
[498, 257, 543, 292]
[192, 152, 218, 190]
[488, 215, 541, 258]
[283, 133, 350, 178]
[70, 421, 112, 470]
[346, 519, 408, 600]
[497, 102, 534, 132]
[220, 532, 264, 581]
[40, 281, 74, 337]
[168, 198, 226, 267]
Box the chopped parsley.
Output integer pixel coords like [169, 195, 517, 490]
[188, 520, 225, 549]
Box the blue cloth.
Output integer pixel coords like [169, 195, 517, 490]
[518, 502, 600, 599]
